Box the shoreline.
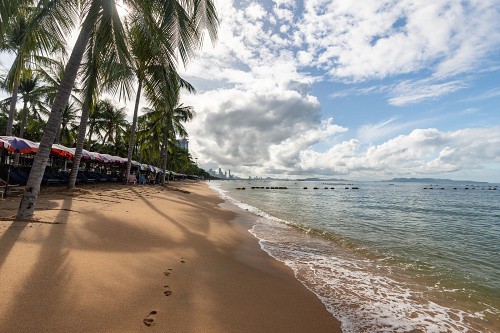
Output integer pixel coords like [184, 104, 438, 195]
[0, 181, 341, 332]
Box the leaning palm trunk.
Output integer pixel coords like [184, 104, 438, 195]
[12, 99, 29, 166]
[68, 99, 91, 189]
[18, 100, 29, 138]
[125, 79, 142, 183]
[5, 77, 19, 136]
[161, 130, 169, 184]
[53, 124, 62, 144]
[16, 16, 95, 219]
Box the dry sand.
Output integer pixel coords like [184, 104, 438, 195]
[0, 182, 341, 332]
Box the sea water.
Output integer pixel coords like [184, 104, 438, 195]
[208, 180, 500, 332]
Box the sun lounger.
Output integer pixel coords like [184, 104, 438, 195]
[43, 169, 62, 185]
[1, 178, 20, 198]
[9, 169, 28, 186]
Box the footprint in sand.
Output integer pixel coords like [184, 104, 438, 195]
[180, 258, 185, 263]
[143, 311, 157, 327]
[164, 268, 172, 276]
[164, 285, 172, 296]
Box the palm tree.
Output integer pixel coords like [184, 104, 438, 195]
[1, 68, 48, 147]
[14, 69, 48, 138]
[15, 0, 102, 217]
[98, 100, 128, 145]
[140, 83, 195, 184]
[123, 1, 218, 183]
[17, 0, 219, 219]
[0, 0, 29, 37]
[66, 0, 134, 189]
[0, 103, 8, 134]
[56, 102, 79, 146]
[169, 144, 193, 174]
[86, 101, 104, 150]
[2, 2, 74, 136]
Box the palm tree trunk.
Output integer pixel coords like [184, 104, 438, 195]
[87, 125, 93, 150]
[53, 120, 62, 144]
[125, 78, 142, 183]
[161, 130, 169, 184]
[16, 9, 96, 219]
[68, 97, 91, 189]
[12, 99, 29, 166]
[6, 76, 19, 136]
[102, 132, 109, 145]
[18, 99, 29, 138]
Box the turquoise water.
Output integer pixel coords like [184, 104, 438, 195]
[209, 180, 500, 332]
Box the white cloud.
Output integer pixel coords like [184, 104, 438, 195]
[388, 79, 468, 106]
[245, 3, 266, 20]
[295, 126, 500, 179]
[183, 87, 325, 169]
[299, 0, 500, 81]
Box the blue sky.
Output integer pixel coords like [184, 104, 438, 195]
[1, 0, 499, 182]
[178, 0, 500, 182]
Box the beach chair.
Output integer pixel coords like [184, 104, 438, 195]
[9, 168, 28, 186]
[76, 171, 88, 183]
[43, 169, 62, 185]
[0, 178, 6, 199]
[1, 177, 20, 198]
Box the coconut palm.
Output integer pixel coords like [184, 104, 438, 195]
[139, 81, 195, 184]
[67, 10, 134, 189]
[86, 102, 104, 150]
[98, 100, 128, 145]
[2, 1, 75, 136]
[15, 0, 128, 196]
[123, 1, 218, 184]
[14, 69, 48, 138]
[169, 144, 193, 174]
[1, 68, 48, 138]
[17, 0, 218, 218]
[57, 102, 79, 146]
[0, 103, 8, 133]
[0, 0, 29, 38]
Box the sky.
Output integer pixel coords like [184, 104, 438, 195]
[1, 0, 500, 182]
[177, 0, 500, 182]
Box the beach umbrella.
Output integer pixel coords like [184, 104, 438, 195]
[88, 151, 105, 163]
[0, 136, 39, 154]
[99, 153, 113, 163]
[116, 156, 127, 164]
[68, 148, 94, 160]
[0, 137, 11, 150]
[51, 144, 74, 159]
[95, 153, 112, 163]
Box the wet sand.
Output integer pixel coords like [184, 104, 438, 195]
[0, 182, 341, 332]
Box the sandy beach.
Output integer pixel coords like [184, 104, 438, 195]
[0, 181, 341, 332]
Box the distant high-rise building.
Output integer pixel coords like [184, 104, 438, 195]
[176, 138, 189, 151]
